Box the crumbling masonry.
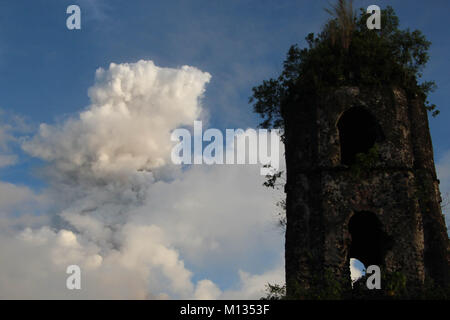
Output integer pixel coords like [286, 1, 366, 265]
[284, 86, 450, 295]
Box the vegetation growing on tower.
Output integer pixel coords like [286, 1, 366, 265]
[250, 2, 439, 135]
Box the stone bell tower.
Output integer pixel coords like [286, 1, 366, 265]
[284, 86, 450, 296]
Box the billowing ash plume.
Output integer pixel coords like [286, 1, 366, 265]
[0, 60, 284, 299]
[23, 60, 211, 183]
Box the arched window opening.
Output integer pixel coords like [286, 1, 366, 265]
[338, 107, 383, 165]
[348, 211, 392, 268]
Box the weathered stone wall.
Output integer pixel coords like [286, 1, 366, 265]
[284, 86, 450, 297]
[409, 94, 450, 286]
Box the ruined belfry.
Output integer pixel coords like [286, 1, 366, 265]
[284, 86, 450, 296]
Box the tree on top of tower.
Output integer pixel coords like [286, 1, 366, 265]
[250, 1, 439, 136]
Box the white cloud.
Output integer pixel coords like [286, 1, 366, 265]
[194, 280, 222, 300]
[349, 258, 365, 284]
[0, 181, 37, 210]
[0, 60, 285, 299]
[130, 164, 283, 267]
[436, 151, 450, 230]
[0, 113, 26, 168]
[0, 164, 284, 299]
[23, 60, 211, 183]
[0, 181, 50, 233]
[220, 264, 284, 299]
[192, 263, 284, 300]
[0, 154, 16, 168]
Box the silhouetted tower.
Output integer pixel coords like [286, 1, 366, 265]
[284, 86, 449, 295]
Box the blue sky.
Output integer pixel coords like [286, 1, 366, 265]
[0, 0, 449, 299]
[1, 0, 450, 184]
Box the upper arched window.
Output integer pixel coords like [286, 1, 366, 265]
[337, 107, 384, 165]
